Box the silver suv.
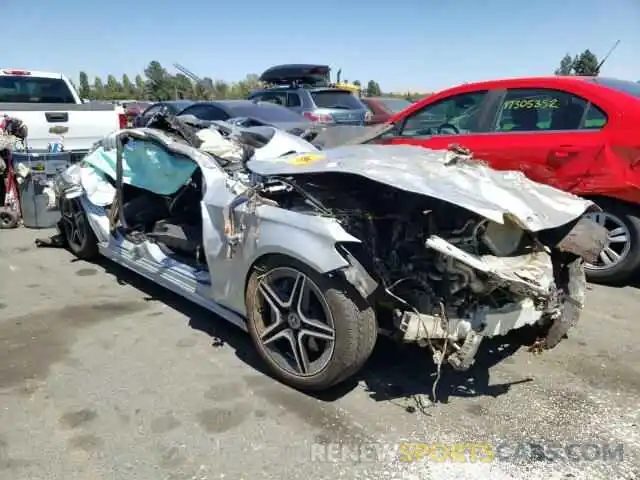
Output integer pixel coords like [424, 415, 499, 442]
[248, 64, 371, 126]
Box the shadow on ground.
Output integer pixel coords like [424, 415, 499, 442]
[96, 258, 533, 407]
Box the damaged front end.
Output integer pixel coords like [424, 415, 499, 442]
[339, 206, 603, 373]
[392, 223, 594, 371]
[247, 146, 607, 372]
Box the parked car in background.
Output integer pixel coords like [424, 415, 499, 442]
[133, 100, 195, 127]
[175, 100, 312, 134]
[0, 69, 127, 151]
[248, 64, 371, 126]
[361, 97, 412, 124]
[369, 76, 640, 283]
[123, 101, 152, 126]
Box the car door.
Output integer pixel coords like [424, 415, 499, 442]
[472, 87, 609, 189]
[379, 90, 500, 151]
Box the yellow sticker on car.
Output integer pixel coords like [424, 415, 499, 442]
[288, 153, 325, 166]
[503, 98, 559, 110]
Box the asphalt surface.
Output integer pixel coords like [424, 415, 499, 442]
[1, 227, 639, 480]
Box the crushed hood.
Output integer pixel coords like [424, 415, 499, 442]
[246, 144, 596, 232]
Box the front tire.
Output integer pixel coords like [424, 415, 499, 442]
[584, 199, 640, 284]
[245, 256, 377, 392]
[60, 197, 99, 260]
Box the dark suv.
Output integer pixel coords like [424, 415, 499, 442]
[248, 64, 371, 126]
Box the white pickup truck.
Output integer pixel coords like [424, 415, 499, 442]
[0, 69, 126, 152]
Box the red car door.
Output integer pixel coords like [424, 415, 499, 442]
[380, 83, 610, 194]
[462, 87, 609, 191]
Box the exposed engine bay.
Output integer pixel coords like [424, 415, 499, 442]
[253, 170, 598, 370]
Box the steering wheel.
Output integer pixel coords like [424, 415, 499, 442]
[436, 123, 460, 134]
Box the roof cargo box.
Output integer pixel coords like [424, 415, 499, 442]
[259, 64, 330, 86]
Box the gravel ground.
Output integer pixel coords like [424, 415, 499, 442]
[0, 227, 638, 480]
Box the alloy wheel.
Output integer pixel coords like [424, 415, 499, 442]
[253, 267, 336, 377]
[60, 198, 88, 250]
[584, 211, 631, 270]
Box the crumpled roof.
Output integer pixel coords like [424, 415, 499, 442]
[246, 144, 594, 232]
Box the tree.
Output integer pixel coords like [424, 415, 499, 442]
[213, 80, 229, 99]
[134, 75, 145, 99]
[78, 71, 91, 99]
[144, 61, 173, 101]
[366, 80, 382, 97]
[554, 49, 600, 76]
[78, 65, 416, 103]
[573, 49, 599, 76]
[92, 77, 104, 100]
[105, 75, 122, 99]
[555, 54, 574, 75]
[121, 74, 134, 98]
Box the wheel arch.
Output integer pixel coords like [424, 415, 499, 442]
[243, 242, 379, 305]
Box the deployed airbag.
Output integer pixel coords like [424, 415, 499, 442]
[83, 139, 197, 196]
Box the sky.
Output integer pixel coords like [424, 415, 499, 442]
[3, 0, 639, 93]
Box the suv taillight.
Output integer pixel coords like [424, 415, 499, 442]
[303, 112, 334, 124]
[118, 113, 127, 129]
[364, 111, 373, 123]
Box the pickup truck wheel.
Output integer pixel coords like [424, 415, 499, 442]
[246, 256, 377, 392]
[583, 200, 640, 284]
[60, 198, 99, 260]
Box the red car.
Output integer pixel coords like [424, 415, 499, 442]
[374, 76, 640, 283]
[361, 97, 414, 124]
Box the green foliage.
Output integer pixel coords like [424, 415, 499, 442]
[365, 80, 382, 97]
[78, 61, 432, 103]
[78, 71, 91, 99]
[555, 49, 600, 76]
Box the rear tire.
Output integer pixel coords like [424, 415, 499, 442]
[60, 198, 99, 260]
[246, 255, 377, 392]
[584, 199, 640, 284]
[0, 208, 19, 229]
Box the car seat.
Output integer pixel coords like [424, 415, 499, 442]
[550, 103, 585, 130]
[511, 107, 539, 131]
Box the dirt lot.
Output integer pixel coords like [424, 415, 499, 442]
[1, 227, 639, 480]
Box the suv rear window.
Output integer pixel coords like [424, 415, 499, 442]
[0, 76, 75, 103]
[310, 90, 364, 110]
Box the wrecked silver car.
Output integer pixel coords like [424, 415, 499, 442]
[51, 115, 606, 392]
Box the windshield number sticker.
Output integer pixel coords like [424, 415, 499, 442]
[288, 153, 325, 166]
[503, 98, 559, 110]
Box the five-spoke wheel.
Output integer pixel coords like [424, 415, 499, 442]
[255, 267, 336, 377]
[59, 197, 99, 260]
[246, 257, 377, 391]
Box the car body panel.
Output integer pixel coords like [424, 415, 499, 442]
[247, 144, 595, 232]
[176, 100, 312, 133]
